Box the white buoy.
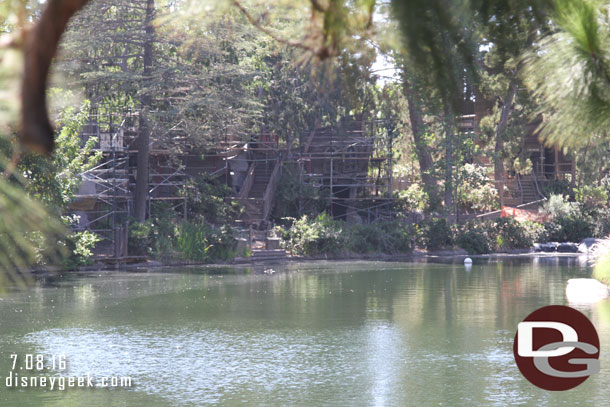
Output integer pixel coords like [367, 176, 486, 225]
[464, 258, 473, 265]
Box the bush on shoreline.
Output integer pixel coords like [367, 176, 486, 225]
[128, 200, 238, 263]
[277, 213, 416, 256]
[455, 218, 544, 254]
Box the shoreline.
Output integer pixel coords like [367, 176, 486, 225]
[67, 249, 593, 273]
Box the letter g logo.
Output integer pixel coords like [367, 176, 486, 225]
[513, 305, 600, 391]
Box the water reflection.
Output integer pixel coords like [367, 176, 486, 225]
[0, 259, 607, 406]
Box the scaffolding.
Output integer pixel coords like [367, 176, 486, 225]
[69, 106, 192, 258]
[232, 118, 399, 226]
[69, 110, 401, 259]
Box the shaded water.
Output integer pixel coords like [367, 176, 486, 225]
[0, 258, 608, 406]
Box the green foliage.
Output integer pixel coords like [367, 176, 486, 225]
[455, 218, 545, 254]
[455, 225, 493, 255]
[574, 185, 608, 209]
[494, 218, 545, 249]
[183, 223, 236, 262]
[394, 183, 428, 213]
[418, 218, 453, 251]
[278, 213, 346, 256]
[63, 230, 102, 269]
[593, 253, 610, 285]
[543, 216, 592, 243]
[19, 100, 101, 210]
[272, 165, 330, 222]
[540, 194, 593, 242]
[522, 0, 610, 149]
[278, 213, 416, 256]
[128, 203, 176, 259]
[1, 100, 102, 271]
[540, 194, 578, 219]
[590, 208, 610, 238]
[174, 222, 215, 262]
[184, 174, 242, 226]
[0, 180, 66, 274]
[456, 163, 499, 213]
[542, 180, 573, 199]
[128, 221, 154, 257]
[128, 203, 236, 262]
[347, 222, 416, 254]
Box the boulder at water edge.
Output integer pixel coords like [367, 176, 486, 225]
[566, 278, 610, 305]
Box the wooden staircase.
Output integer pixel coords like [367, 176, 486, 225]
[249, 161, 274, 198]
[237, 150, 282, 228]
[502, 174, 543, 207]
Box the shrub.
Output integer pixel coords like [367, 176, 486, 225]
[128, 201, 237, 262]
[279, 213, 346, 255]
[348, 223, 386, 253]
[183, 174, 242, 225]
[128, 220, 154, 256]
[347, 221, 416, 254]
[378, 222, 417, 253]
[419, 218, 453, 251]
[591, 208, 610, 238]
[394, 184, 429, 212]
[454, 218, 544, 254]
[455, 226, 492, 254]
[593, 252, 610, 285]
[540, 194, 576, 219]
[542, 180, 573, 199]
[494, 218, 545, 249]
[574, 185, 608, 210]
[279, 215, 416, 256]
[63, 230, 101, 268]
[271, 165, 330, 223]
[540, 194, 593, 242]
[456, 163, 499, 213]
[543, 216, 592, 242]
[174, 222, 236, 262]
[60, 215, 101, 269]
[174, 222, 212, 261]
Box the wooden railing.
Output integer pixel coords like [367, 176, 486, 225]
[531, 166, 547, 200]
[238, 163, 256, 199]
[262, 159, 282, 221]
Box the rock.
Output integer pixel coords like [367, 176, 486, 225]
[566, 278, 610, 305]
[535, 242, 559, 252]
[557, 242, 579, 253]
[578, 238, 605, 254]
[265, 237, 281, 250]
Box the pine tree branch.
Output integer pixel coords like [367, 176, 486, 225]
[231, 0, 329, 59]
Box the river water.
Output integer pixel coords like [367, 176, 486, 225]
[0, 258, 608, 406]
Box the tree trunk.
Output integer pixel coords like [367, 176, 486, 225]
[402, 78, 441, 210]
[443, 104, 454, 211]
[494, 80, 517, 207]
[21, 0, 90, 154]
[134, 0, 155, 222]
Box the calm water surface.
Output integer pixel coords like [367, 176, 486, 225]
[0, 258, 608, 406]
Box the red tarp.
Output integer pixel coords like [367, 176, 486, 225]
[501, 206, 547, 222]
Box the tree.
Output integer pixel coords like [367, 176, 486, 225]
[399, 69, 442, 210]
[522, 0, 610, 149]
[134, 0, 155, 221]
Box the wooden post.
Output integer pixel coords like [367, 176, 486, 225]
[330, 157, 333, 217]
[554, 147, 559, 180]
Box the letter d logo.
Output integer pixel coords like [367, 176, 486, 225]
[517, 321, 577, 357]
[513, 305, 600, 391]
